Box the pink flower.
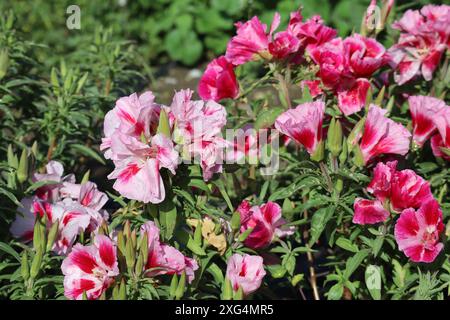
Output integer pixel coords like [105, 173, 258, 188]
[353, 198, 390, 225]
[394, 199, 444, 263]
[337, 78, 371, 116]
[430, 134, 450, 161]
[198, 56, 239, 102]
[225, 253, 266, 296]
[431, 106, 450, 160]
[170, 89, 227, 143]
[268, 31, 301, 59]
[238, 201, 294, 249]
[33, 161, 75, 202]
[310, 35, 386, 115]
[344, 34, 387, 78]
[408, 95, 446, 147]
[359, 105, 411, 164]
[300, 80, 323, 98]
[187, 137, 229, 181]
[61, 235, 119, 300]
[107, 133, 179, 204]
[225, 14, 279, 65]
[275, 101, 325, 155]
[287, 13, 337, 54]
[390, 169, 433, 212]
[225, 124, 259, 164]
[141, 221, 198, 283]
[100, 91, 160, 159]
[389, 5, 450, 85]
[367, 160, 398, 202]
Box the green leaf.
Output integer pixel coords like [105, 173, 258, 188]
[309, 206, 335, 245]
[336, 237, 358, 253]
[165, 30, 203, 66]
[212, 179, 233, 213]
[268, 176, 320, 202]
[344, 249, 370, 279]
[71, 144, 106, 165]
[365, 265, 381, 300]
[187, 237, 207, 256]
[159, 197, 177, 241]
[327, 282, 344, 300]
[254, 107, 285, 131]
[0, 242, 21, 262]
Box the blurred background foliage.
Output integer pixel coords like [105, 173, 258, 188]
[0, 0, 443, 67]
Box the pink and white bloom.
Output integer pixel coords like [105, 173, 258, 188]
[268, 31, 301, 60]
[61, 235, 119, 300]
[107, 133, 179, 204]
[237, 200, 294, 249]
[409, 95, 447, 147]
[394, 199, 444, 263]
[353, 198, 390, 225]
[225, 14, 279, 65]
[390, 169, 433, 212]
[359, 104, 411, 164]
[389, 5, 450, 85]
[275, 101, 325, 155]
[226, 253, 266, 295]
[141, 221, 198, 283]
[198, 56, 239, 102]
[100, 91, 160, 160]
[367, 160, 398, 202]
[33, 161, 75, 202]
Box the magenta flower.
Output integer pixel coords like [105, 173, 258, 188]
[359, 104, 411, 164]
[353, 198, 390, 225]
[408, 95, 446, 147]
[225, 14, 279, 65]
[390, 169, 433, 212]
[394, 199, 444, 263]
[61, 235, 119, 300]
[141, 221, 198, 283]
[366, 160, 397, 202]
[237, 200, 294, 249]
[275, 100, 325, 155]
[226, 253, 266, 296]
[198, 56, 239, 102]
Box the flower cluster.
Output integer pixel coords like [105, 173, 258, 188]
[389, 5, 450, 85]
[101, 89, 228, 203]
[353, 160, 444, 263]
[11, 161, 109, 255]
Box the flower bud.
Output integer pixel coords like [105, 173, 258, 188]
[125, 238, 135, 271]
[339, 138, 348, 165]
[7, 145, 18, 169]
[157, 109, 171, 138]
[21, 251, 29, 281]
[46, 221, 59, 252]
[117, 230, 126, 256]
[352, 144, 365, 167]
[139, 232, 148, 266]
[230, 211, 241, 232]
[30, 249, 43, 280]
[17, 148, 29, 184]
[119, 278, 127, 300]
[327, 118, 343, 157]
[194, 220, 203, 246]
[347, 118, 366, 153]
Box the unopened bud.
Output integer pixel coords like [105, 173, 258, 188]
[157, 109, 171, 138]
[327, 118, 343, 157]
[17, 148, 29, 183]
